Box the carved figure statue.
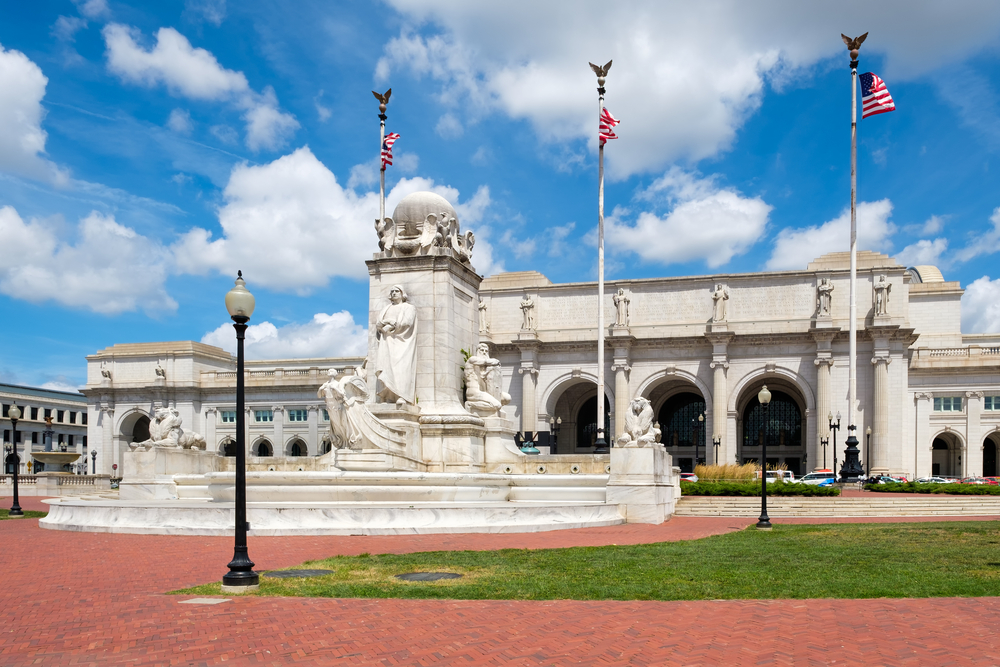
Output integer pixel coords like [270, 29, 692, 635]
[318, 367, 369, 450]
[520, 294, 535, 330]
[817, 279, 834, 317]
[130, 407, 206, 451]
[154, 365, 166, 378]
[615, 397, 661, 448]
[874, 274, 891, 316]
[464, 342, 511, 416]
[711, 283, 729, 322]
[374, 200, 474, 263]
[375, 285, 418, 405]
[613, 288, 630, 327]
[100, 364, 112, 380]
[478, 298, 489, 333]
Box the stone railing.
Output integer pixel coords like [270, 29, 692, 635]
[0, 474, 112, 496]
[911, 346, 1000, 368]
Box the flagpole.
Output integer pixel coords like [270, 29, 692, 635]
[842, 34, 865, 481]
[593, 66, 609, 454]
[378, 99, 387, 224]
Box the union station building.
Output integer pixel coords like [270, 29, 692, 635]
[80, 249, 1000, 481]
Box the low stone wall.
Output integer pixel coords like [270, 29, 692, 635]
[0, 475, 113, 497]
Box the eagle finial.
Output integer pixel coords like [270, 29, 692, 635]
[589, 60, 613, 78]
[841, 32, 868, 60]
[372, 88, 392, 113]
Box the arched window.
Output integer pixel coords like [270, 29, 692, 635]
[220, 439, 236, 457]
[289, 440, 305, 457]
[742, 390, 801, 450]
[255, 440, 272, 457]
[657, 393, 706, 449]
[576, 395, 611, 449]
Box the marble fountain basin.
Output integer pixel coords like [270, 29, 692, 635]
[32, 451, 81, 474]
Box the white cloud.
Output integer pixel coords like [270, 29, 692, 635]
[102, 25, 298, 151]
[921, 215, 945, 235]
[0, 206, 176, 315]
[607, 169, 771, 268]
[184, 0, 226, 26]
[955, 207, 1000, 262]
[167, 108, 193, 134]
[201, 311, 367, 360]
[52, 16, 88, 42]
[73, 0, 109, 20]
[435, 113, 463, 139]
[377, 2, 1000, 178]
[766, 199, 896, 270]
[40, 380, 84, 393]
[962, 276, 1000, 333]
[0, 44, 68, 184]
[895, 238, 948, 268]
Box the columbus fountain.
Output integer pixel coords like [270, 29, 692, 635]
[41, 191, 678, 535]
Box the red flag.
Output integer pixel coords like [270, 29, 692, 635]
[381, 132, 400, 169]
[599, 108, 619, 145]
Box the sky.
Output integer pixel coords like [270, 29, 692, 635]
[2, 0, 1000, 392]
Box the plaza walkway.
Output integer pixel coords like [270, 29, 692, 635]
[3, 496, 1000, 666]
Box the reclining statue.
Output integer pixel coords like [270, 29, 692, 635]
[616, 397, 661, 448]
[130, 407, 207, 451]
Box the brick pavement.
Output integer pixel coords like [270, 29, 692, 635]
[2, 496, 1000, 666]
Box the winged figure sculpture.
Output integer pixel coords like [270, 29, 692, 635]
[589, 60, 613, 78]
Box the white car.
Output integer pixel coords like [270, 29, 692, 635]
[755, 470, 795, 483]
[915, 477, 954, 484]
[800, 472, 836, 486]
[679, 472, 699, 483]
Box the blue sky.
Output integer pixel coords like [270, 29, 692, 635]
[2, 0, 1000, 391]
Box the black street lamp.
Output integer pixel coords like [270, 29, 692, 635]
[756, 385, 772, 530]
[865, 426, 872, 477]
[91, 449, 97, 474]
[548, 416, 561, 453]
[829, 412, 841, 477]
[713, 435, 721, 465]
[820, 437, 829, 470]
[222, 271, 259, 592]
[695, 413, 704, 467]
[8, 402, 22, 517]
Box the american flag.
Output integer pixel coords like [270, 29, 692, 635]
[860, 73, 895, 119]
[381, 132, 400, 169]
[599, 107, 619, 145]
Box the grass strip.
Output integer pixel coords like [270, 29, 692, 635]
[681, 481, 839, 496]
[0, 509, 46, 520]
[865, 482, 1000, 495]
[176, 521, 1000, 601]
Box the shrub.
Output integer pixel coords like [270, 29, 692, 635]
[864, 482, 1000, 495]
[680, 481, 840, 497]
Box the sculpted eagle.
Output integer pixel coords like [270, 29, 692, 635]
[841, 32, 868, 58]
[371, 88, 392, 104]
[589, 60, 613, 78]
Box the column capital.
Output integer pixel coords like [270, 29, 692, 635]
[814, 357, 834, 367]
[517, 367, 539, 376]
[610, 363, 631, 373]
[870, 355, 891, 366]
[914, 392, 932, 401]
[966, 390, 985, 399]
[709, 361, 729, 370]
[205, 406, 217, 415]
[307, 404, 319, 413]
[272, 405, 284, 413]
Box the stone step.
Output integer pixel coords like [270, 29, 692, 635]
[675, 495, 1000, 517]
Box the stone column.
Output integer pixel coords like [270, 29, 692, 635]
[814, 358, 832, 471]
[101, 406, 115, 476]
[914, 393, 932, 478]
[871, 354, 890, 474]
[307, 405, 319, 453]
[709, 361, 728, 464]
[517, 366, 538, 433]
[205, 407, 217, 453]
[272, 406, 284, 455]
[611, 363, 631, 440]
[967, 391, 984, 477]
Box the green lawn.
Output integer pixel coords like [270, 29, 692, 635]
[177, 521, 1000, 601]
[0, 509, 46, 520]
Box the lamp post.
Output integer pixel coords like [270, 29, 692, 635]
[222, 271, 259, 592]
[820, 437, 829, 470]
[695, 413, 704, 467]
[549, 416, 561, 453]
[829, 412, 841, 477]
[713, 435, 721, 465]
[91, 449, 97, 474]
[8, 403, 22, 517]
[865, 426, 872, 478]
[756, 386, 772, 529]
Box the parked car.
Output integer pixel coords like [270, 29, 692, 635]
[868, 475, 907, 485]
[679, 472, 699, 483]
[916, 477, 954, 484]
[800, 471, 836, 486]
[754, 470, 795, 483]
[960, 477, 998, 485]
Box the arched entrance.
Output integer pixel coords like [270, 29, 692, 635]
[575, 395, 611, 450]
[288, 439, 306, 457]
[737, 382, 805, 476]
[932, 434, 962, 478]
[657, 392, 706, 473]
[132, 416, 150, 443]
[255, 440, 273, 457]
[5, 451, 19, 474]
[219, 438, 236, 457]
[985, 434, 999, 477]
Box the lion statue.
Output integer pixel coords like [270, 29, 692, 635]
[616, 397, 661, 448]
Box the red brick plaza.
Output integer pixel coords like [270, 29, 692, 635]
[3, 497, 1000, 666]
